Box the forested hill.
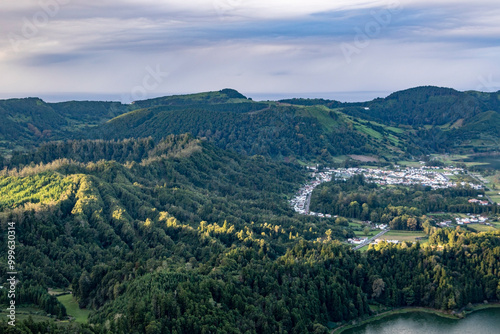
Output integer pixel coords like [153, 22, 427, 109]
[0, 98, 131, 154]
[89, 86, 500, 157]
[0, 89, 250, 156]
[91, 102, 386, 160]
[130, 88, 249, 109]
[346, 86, 485, 127]
[281, 86, 500, 154]
[1, 86, 500, 162]
[0, 134, 348, 333]
[283, 86, 500, 128]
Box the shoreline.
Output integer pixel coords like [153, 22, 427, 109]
[331, 303, 500, 334]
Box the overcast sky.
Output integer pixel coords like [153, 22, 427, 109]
[1, 0, 500, 102]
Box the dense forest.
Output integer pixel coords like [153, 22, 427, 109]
[1, 136, 500, 333]
[90, 103, 382, 160]
[2, 206, 500, 334]
[0, 98, 130, 153]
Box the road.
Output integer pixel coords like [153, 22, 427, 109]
[305, 193, 312, 214]
[469, 173, 494, 204]
[353, 229, 390, 251]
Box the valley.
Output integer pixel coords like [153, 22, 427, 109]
[0, 87, 500, 334]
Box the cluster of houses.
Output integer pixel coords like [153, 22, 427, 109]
[373, 239, 400, 244]
[290, 165, 484, 217]
[347, 237, 367, 245]
[310, 212, 334, 218]
[347, 237, 400, 245]
[468, 198, 490, 205]
[455, 215, 489, 225]
[437, 214, 490, 227]
[375, 224, 388, 230]
[330, 166, 483, 190]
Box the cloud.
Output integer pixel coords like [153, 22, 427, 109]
[0, 0, 499, 100]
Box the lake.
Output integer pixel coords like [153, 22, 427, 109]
[463, 155, 500, 169]
[342, 308, 500, 334]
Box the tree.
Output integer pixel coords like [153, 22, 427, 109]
[422, 219, 432, 235]
[372, 278, 386, 299]
[335, 217, 348, 226]
[403, 287, 415, 306]
[407, 217, 418, 231]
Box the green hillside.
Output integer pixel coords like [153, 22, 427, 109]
[282, 86, 500, 154]
[1, 86, 499, 162]
[0, 98, 131, 156]
[351, 86, 483, 126]
[92, 102, 388, 161]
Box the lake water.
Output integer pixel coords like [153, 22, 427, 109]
[463, 155, 500, 169]
[342, 308, 500, 334]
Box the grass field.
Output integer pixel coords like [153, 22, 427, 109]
[397, 160, 423, 167]
[57, 294, 90, 323]
[448, 174, 478, 184]
[381, 230, 427, 242]
[357, 245, 370, 252]
[348, 220, 376, 237]
[487, 192, 500, 204]
[48, 288, 67, 296]
[348, 219, 364, 227]
[0, 305, 60, 323]
[294, 105, 341, 132]
[354, 230, 378, 238]
[430, 154, 471, 165]
[331, 155, 348, 163]
[484, 172, 500, 203]
[469, 224, 497, 232]
[355, 125, 383, 140]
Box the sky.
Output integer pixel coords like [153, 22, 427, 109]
[1, 0, 500, 103]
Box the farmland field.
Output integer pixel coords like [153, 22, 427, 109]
[469, 224, 497, 232]
[381, 230, 427, 242]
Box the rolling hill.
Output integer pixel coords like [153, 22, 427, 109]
[91, 101, 388, 161]
[1, 86, 499, 164]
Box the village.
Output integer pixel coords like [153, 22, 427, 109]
[290, 165, 485, 216]
[329, 166, 483, 190]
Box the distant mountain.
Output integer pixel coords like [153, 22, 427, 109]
[347, 86, 487, 126]
[283, 86, 499, 127]
[1, 86, 499, 162]
[130, 88, 249, 109]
